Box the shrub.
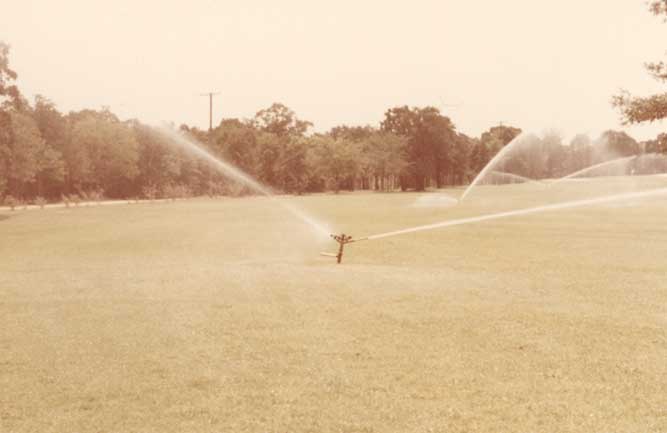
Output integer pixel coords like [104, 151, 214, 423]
[206, 180, 226, 198]
[162, 184, 177, 201]
[62, 194, 71, 208]
[175, 185, 191, 199]
[223, 183, 247, 198]
[4, 195, 18, 211]
[69, 194, 81, 207]
[142, 185, 158, 201]
[87, 189, 103, 204]
[34, 196, 47, 209]
[162, 184, 191, 201]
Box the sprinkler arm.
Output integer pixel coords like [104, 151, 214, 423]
[322, 233, 368, 263]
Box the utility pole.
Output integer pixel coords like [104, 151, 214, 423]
[200, 91, 220, 133]
[200, 91, 220, 195]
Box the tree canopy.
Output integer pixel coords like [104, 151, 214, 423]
[613, 1, 667, 124]
[0, 39, 659, 204]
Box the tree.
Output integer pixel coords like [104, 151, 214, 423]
[276, 137, 310, 193]
[253, 103, 312, 137]
[0, 110, 47, 197]
[569, 134, 593, 167]
[595, 130, 639, 160]
[310, 136, 360, 193]
[68, 110, 139, 197]
[213, 118, 260, 177]
[450, 133, 473, 185]
[32, 96, 66, 197]
[542, 131, 567, 178]
[0, 42, 20, 197]
[469, 139, 490, 175]
[363, 131, 409, 190]
[328, 125, 377, 190]
[479, 124, 522, 177]
[329, 125, 374, 142]
[381, 106, 457, 191]
[480, 125, 522, 152]
[613, 2, 667, 124]
[134, 123, 185, 195]
[0, 42, 20, 107]
[651, 133, 667, 154]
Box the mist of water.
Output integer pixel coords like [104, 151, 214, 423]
[155, 126, 332, 239]
[459, 132, 527, 202]
[412, 193, 459, 208]
[490, 170, 544, 185]
[550, 155, 639, 185]
[363, 187, 667, 240]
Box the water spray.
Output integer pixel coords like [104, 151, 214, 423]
[459, 131, 527, 202]
[550, 155, 639, 186]
[321, 187, 667, 262]
[154, 126, 331, 238]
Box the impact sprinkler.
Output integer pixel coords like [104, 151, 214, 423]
[321, 233, 365, 263]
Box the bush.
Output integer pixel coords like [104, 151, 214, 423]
[223, 182, 248, 198]
[4, 195, 18, 211]
[61, 194, 71, 208]
[142, 184, 158, 201]
[175, 185, 191, 199]
[88, 189, 103, 204]
[162, 184, 191, 201]
[162, 184, 177, 201]
[34, 196, 47, 209]
[69, 194, 81, 207]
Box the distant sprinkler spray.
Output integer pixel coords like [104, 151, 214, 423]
[320, 187, 667, 263]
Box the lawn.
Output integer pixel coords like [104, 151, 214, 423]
[1, 177, 666, 432]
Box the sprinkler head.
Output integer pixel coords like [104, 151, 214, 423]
[331, 233, 354, 244]
[320, 233, 369, 263]
[319, 233, 355, 263]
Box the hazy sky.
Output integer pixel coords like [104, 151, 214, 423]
[3, 0, 667, 140]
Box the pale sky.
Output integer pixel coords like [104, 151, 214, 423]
[2, 0, 667, 140]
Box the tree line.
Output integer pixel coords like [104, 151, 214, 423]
[1, 38, 666, 205]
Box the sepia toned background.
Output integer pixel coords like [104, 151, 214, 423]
[3, 0, 666, 138]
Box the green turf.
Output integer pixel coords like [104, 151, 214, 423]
[1, 177, 666, 432]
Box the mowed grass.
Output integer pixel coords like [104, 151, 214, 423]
[1, 177, 666, 432]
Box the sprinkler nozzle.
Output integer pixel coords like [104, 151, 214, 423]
[320, 233, 369, 263]
[329, 233, 354, 263]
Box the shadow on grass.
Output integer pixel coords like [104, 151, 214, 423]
[0, 214, 11, 222]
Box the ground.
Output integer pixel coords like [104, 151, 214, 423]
[1, 177, 666, 432]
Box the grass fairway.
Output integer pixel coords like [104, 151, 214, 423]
[1, 178, 667, 432]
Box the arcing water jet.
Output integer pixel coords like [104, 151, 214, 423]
[490, 171, 545, 185]
[459, 132, 527, 202]
[324, 187, 667, 261]
[155, 125, 332, 239]
[550, 155, 639, 185]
